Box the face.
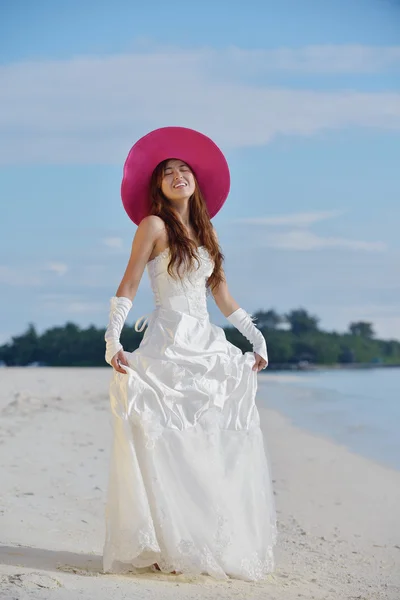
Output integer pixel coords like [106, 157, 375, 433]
[160, 159, 196, 201]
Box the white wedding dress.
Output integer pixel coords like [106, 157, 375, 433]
[103, 245, 277, 581]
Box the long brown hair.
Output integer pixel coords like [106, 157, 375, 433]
[148, 159, 225, 293]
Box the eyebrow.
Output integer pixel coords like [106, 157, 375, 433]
[164, 163, 189, 170]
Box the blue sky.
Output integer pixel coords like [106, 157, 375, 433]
[1, 0, 400, 344]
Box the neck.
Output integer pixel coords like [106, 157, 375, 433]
[172, 201, 191, 228]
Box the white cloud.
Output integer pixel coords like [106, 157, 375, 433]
[1, 46, 400, 164]
[66, 302, 105, 314]
[0, 263, 69, 285]
[233, 210, 385, 252]
[0, 266, 41, 286]
[40, 293, 105, 314]
[226, 45, 400, 74]
[0, 262, 73, 289]
[237, 211, 343, 227]
[260, 230, 386, 252]
[44, 262, 69, 276]
[103, 237, 123, 249]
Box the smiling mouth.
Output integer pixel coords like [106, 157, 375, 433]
[173, 182, 187, 189]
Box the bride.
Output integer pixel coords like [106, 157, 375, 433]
[103, 126, 277, 581]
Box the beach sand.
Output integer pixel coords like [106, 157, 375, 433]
[0, 367, 399, 599]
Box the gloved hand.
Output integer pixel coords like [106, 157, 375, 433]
[227, 308, 268, 369]
[104, 296, 132, 366]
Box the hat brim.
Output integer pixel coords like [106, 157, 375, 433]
[121, 127, 230, 225]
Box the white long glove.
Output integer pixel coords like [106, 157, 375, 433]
[104, 296, 132, 365]
[227, 308, 268, 368]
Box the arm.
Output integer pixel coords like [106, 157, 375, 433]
[211, 268, 241, 318]
[105, 215, 165, 371]
[209, 226, 240, 317]
[211, 272, 268, 371]
[115, 215, 165, 300]
[210, 230, 268, 371]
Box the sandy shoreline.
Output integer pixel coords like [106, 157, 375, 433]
[1, 368, 399, 599]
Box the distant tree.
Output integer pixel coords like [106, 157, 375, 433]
[224, 326, 252, 354]
[382, 340, 400, 360]
[292, 338, 315, 363]
[348, 321, 375, 338]
[285, 309, 319, 336]
[0, 323, 39, 366]
[311, 333, 342, 364]
[252, 309, 283, 330]
[1, 308, 400, 367]
[338, 345, 355, 364]
[264, 330, 293, 364]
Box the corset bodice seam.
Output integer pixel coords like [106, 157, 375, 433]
[146, 246, 212, 317]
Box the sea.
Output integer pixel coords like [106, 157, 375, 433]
[258, 367, 400, 472]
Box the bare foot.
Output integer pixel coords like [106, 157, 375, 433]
[152, 563, 178, 575]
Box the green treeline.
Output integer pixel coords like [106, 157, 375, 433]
[1, 309, 399, 368]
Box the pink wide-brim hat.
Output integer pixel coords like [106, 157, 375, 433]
[121, 126, 230, 225]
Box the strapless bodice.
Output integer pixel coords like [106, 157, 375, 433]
[134, 246, 214, 331]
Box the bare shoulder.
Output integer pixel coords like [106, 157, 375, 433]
[134, 216, 167, 249]
[137, 215, 166, 237]
[131, 215, 168, 262]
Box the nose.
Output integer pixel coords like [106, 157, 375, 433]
[173, 170, 183, 181]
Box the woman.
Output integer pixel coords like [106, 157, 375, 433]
[103, 126, 277, 581]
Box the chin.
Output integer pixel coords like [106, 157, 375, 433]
[170, 192, 192, 201]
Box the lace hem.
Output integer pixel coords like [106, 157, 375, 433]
[103, 532, 277, 581]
